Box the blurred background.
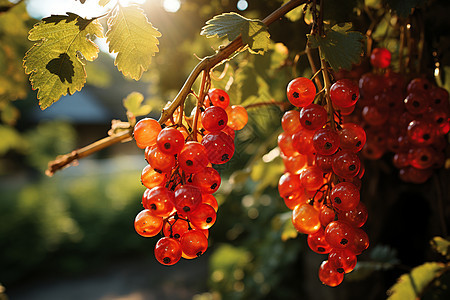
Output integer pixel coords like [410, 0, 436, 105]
[0, 0, 449, 299]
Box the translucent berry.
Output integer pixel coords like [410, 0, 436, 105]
[156, 127, 185, 155]
[330, 79, 360, 108]
[133, 118, 162, 149]
[201, 106, 228, 132]
[330, 182, 360, 212]
[154, 237, 182, 265]
[174, 185, 202, 213]
[201, 131, 235, 164]
[207, 88, 230, 109]
[332, 150, 361, 179]
[313, 127, 340, 155]
[370, 47, 391, 69]
[180, 229, 208, 258]
[188, 203, 217, 230]
[226, 105, 248, 130]
[192, 167, 221, 194]
[328, 249, 357, 274]
[325, 220, 355, 249]
[299, 104, 327, 130]
[134, 209, 164, 237]
[318, 260, 344, 287]
[292, 204, 321, 234]
[286, 77, 317, 107]
[142, 187, 175, 218]
[179, 142, 209, 173]
[281, 110, 302, 134]
[308, 227, 332, 254]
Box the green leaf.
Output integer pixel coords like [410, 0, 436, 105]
[23, 13, 104, 109]
[431, 236, 450, 259]
[98, 0, 111, 6]
[307, 23, 364, 71]
[123, 92, 152, 117]
[106, 5, 161, 80]
[283, 1, 303, 22]
[201, 12, 271, 55]
[386, 0, 425, 18]
[387, 262, 446, 300]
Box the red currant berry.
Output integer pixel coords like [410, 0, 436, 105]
[370, 47, 391, 68]
[133, 118, 162, 149]
[154, 237, 182, 265]
[201, 131, 235, 164]
[330, 79, 360, 108]
[286, 77, 317, 107]
[156, 127, 185, 155]
[134, 209, 164, 237]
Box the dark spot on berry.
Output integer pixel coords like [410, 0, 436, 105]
[412, 101, 420, 108]
[150, 204, 157, 210]
[435, 98, 441, 104]
[163, 257, 171, 264]
[293, 92, 299, 98]
[424, 83, 429, 90]
[164, 142, 171, 149]
[352, 93, 357, 101]
[356, 141, 362, 147]
[421, 155, 429, 162]
[211, 183, 218, 190]
[174, 233, 180, 239]
[219, 95, 225, 102]
[196, 251, 203, 257]
[221, 154, 229, 161]
[340, 238, 348, 245]
[423, 134, 430, 140]
[154, 169, 162, 174]
[325, 142, 332, 149]
[337, 268, 345, 273]
[183, 206, 190, 212]
[389, 102, 395, 107]
[367, 148, 373, 154]
[349, 164, 356, 171]
[218, 120, 225, 126]
[317, 247, 326, 252]
[437, 117, 444, 124]
[334, 197, 342, 204]
[305, 120, 312, 126]
[206, 217, 213, 223]
[186, 160, 193, 166]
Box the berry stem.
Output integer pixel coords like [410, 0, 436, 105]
[319, 55, 336, 131]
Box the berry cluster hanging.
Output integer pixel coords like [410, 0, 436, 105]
[133, 88, 248, 265]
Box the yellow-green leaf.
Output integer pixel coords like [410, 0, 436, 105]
[123, 92, 152, 117]
[200, 12, 271, 55]
[23, 13, 104, 109]
[106, 5, 161, 80]
[387, 262, 446, 300]
[431, 236, 450, 259]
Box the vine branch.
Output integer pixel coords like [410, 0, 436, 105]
[45, 0, 307, 176]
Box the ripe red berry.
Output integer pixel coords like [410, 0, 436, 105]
[178, 142, 209, 173]
[286, 77, 317, 107]
[201, 106, 228, 132]
[142, 187, 175, 218]
[370, 47, 391, 68]
[207, 88, 230, 109]
[201, 131, 235, 164]
[154, 237, 182, 265]
[330, 182, 360, 212]
[134, 209, 164, 237]
[133, 118, 162, 149]
[318, 260, 344, 287]
[299, 104, 327, 130]
[156, 127, 185, 155]
[330, 79, 360, 108]
[180, 229, 208, 258]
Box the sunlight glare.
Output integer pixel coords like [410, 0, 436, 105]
[26, 0, 147, 19]
[237, 0, 248, 11]
[163, 0, 181, 13]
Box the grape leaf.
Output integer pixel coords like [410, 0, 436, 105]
[106, 5, 161, 80]
[200, 12, 271, 55]
[23, 13, 104, 110]
[123, 92, 152, 118]
[431, 236, 450, 259]
[387, 262, 446, 300]
[307, 23, 364, 71]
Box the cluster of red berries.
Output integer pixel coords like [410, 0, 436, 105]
[132, 88, 248, 265]
[340, 47, 449, 183]
[278, 76, 369, 286]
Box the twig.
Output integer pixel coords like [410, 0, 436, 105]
[45, 0, 307, 176]
[0, 0, 24, 14]
[45, 128, 133, 177]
